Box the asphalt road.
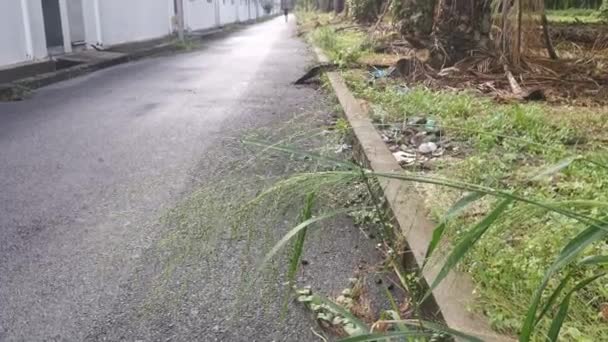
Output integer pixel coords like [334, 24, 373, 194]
[0, 17, 385, 342]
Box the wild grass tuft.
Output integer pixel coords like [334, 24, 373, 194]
[336, 64, 608, 340]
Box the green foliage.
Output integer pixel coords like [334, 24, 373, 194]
[546, 9, 604, 22]
[337, 70, 608, 340]
[311, 27, 372, 66]
[601, 0, 608, 17]
[545, 0, 603, 10]
[346, 0, 381, 23]
[287, 192, 316, 284]
[334, 117, 352, 141]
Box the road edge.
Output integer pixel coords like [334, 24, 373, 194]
[312, 46, 514, 342]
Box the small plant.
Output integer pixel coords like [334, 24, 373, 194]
[310, 27, 372, 67]
[601, 1, 608, 18]
[334, 118, 352, 141]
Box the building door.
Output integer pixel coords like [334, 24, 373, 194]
[42, 0, 64, 49]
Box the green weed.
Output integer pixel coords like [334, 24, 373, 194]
[547, 9, 604, 23]
[311, 27, 373, 67]
[337, 68, 608, 340]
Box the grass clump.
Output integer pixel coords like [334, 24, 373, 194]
[547, 9, 605, 22]
[311, 27, 374, 67]
[340, 68, 608, 340]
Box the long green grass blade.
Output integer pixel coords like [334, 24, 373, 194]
[338, 331, 432, 342]
[423, 199, 513, 303]
[530, 156, 579, 181]
[258, 206, 373, 272]
[242, 138, 358, 170]
[546, 273, 607, 342]
[281, 193, 316, 317]
[424, 192, 486, 263]
[520, 220, 608, 341]
[311, 293, 369, 335]
[534, 274, 572, 327]
[546, 293, 571, 342]
[384, 289, 408, 332]
[401, 320, 485, 342]
[537, 255, 608, 326]
[369, 171, 605, 228]
[578, 255, 608, 266]
[287, 192, 316, 283]
[242, 143, 605, 228]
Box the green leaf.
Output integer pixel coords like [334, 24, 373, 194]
[338, 331, 432, 342]
[546, 273, 607, 342]
[424, 192, 486, 263]
[258, 206, 373, 272]
[287, 192, 316, 283]
[242, 138, 358, 170]
[578, 255, 608, 266]
[423, 199, 513, 302]
[530, 156, 579, 181]
[402, 320, 485, 342]
[311, 294, 369, 335]
[282, 192, 316, 317]
[369, 171, 606, 228]
[520, 220, 608, 341]
[384, 288, 408, 332]
[534, 273, 572, 327]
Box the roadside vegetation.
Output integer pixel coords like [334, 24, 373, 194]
[277, 3, 608, 341]
[546, 8, 604, 22]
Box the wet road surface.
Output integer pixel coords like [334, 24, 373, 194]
[0, 17, 381, 341]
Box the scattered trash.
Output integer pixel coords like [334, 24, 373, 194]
[431, 147, 445, 157]
[418, 142, 438, 154]
[410, 131, 428, 147]
[378, 115, 464, 170]
[406, 116, 426, 126]
[424, 118, 438, 132]
[370, 104, 390, 121]
[335, 144, 352, 153]
[392, 151, 416, 164]
[394, 84, 411, 95]
[370, 66, 397, 79]
[296, 287, 367, 337]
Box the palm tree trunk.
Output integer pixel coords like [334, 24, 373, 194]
[399, 0, 492, 65]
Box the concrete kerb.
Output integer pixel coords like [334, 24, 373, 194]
[312, 46, 514, 342]
[0, 15, 280, 101]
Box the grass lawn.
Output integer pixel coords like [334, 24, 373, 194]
[300, 13, 608, 341]
[547, 9, 605, 23]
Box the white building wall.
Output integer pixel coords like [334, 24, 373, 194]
[27, 0, 48, 59]
[0, 2, 28, 66]
[97, 0, 172, 46]
[247, 0, 260, 20]
[0, 0, 47, 67]
[219, 0, 237, 25]
[184, 0, 216, 31]
[237, 0, 250, 21]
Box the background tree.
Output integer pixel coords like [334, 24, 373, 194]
[334, 0, 345, 13]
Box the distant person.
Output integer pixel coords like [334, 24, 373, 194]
[281, 0, 291, 22]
